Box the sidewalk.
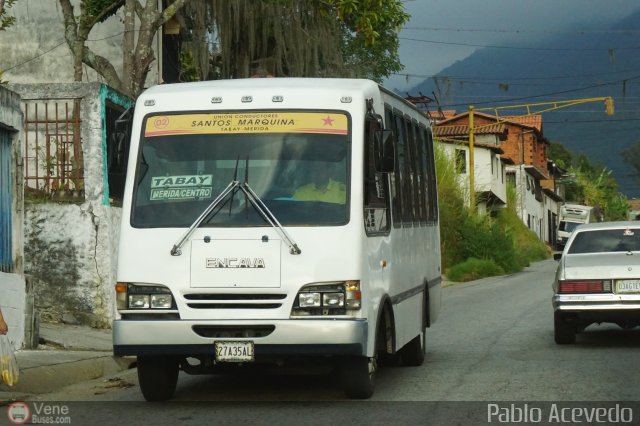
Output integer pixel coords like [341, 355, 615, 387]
[0, 323, 133, 401]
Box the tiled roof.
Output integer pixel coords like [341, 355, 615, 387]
[437, 111, 544, 132]
[433, 123, 507, 136]
[502, 115, 542, 131]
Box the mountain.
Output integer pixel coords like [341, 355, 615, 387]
[407, 8, 640, 198]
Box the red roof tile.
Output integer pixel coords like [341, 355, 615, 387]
[502, 115, 542, 131]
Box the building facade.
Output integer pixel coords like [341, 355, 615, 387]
[8, 82, 132, 327]
[0, 85, 26, 350]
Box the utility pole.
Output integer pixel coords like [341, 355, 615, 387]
[468, 106, 475, 208]
[467, 96, 614, 211]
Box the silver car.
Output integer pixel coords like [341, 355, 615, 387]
[552, 221, 640, 344]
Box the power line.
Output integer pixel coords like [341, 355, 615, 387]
[392, 67, 640, 82]
[399, 37, 640, 52]
[403, 26, 640, 35]
[2, 41, 67, 72]
[437, 74, 640, 107]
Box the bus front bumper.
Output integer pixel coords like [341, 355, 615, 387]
[113, 318, 368, 357]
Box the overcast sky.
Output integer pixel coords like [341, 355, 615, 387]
[383, 0, 640, 92]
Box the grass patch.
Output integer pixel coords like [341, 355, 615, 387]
[446, 257, 504, 282]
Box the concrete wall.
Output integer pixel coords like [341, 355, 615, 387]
[437, 141, 507, 210]
[0, 273, 25, 351]
[0, 86, 25, 350]
[8, 82, 130, 328]
[2, 0, 159, 87]
[508, 165, 545, 239]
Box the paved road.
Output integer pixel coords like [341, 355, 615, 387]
[23, 259, 640, 424]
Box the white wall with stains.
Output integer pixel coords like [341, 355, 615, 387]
[9, 82, 130, 329]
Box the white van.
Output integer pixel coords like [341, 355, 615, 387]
[556, 203, 601, 248]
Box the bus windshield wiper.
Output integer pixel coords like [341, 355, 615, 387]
[239, 181, 302, 255]
[170, 180, 240, 256]
[169, 157, 301, 256]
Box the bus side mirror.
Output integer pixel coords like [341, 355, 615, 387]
[374, 129, 395, 173]
[115, 107, 134, 143]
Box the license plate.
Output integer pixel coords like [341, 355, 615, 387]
[215, 341, 254, 362]
[617, 280, 640, 293]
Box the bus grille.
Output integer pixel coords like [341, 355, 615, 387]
[192, 325, 275, 338]
[184, 293, 286, 309]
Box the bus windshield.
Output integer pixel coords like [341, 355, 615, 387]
[131, 112, 351, 228]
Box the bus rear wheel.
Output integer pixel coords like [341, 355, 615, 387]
[342, 356, 376, 399]
[137, 356, 180, 401]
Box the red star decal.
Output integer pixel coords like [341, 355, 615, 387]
[322, 115, 335, 126]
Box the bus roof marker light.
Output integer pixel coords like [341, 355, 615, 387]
[144, 99, 155, 106]
[340, 96, 352, 103]
[211, 97, 223, 103]
[272, 96, 284, 103]
[241, 96, 253, 103]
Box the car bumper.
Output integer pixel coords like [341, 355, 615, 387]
[113, 318, 368, 357]
[553, 294, 640, 311]
[553, 294, 640, 323]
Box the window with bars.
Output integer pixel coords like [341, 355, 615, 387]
[22, 99, 84, 200]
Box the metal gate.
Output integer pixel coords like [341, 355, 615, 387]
[0, 128, 12, 272]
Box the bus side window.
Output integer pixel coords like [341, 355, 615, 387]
[385, 106, 401, 228]
[364, 117, 390, 234]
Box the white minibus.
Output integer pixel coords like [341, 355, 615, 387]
[113, 78, 442, 400]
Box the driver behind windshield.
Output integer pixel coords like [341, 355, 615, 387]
[292, 164, 346, 204]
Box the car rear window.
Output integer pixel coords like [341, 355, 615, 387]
[568, 228, 640, 254]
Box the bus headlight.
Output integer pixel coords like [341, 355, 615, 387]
[129, 294, 150, 309]
[292, 281, 360, 316]
[323, 293, 344, 307]
[151, 294, 173, 309]
[116, 283, 174, 310]
[299, 292, 321, 308]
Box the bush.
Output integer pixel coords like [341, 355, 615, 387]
[459, 213, 519, 273]
[446, 257, 504, 282]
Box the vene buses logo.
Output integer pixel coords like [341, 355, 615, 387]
[7, 402, 30, 424]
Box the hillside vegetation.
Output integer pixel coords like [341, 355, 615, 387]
[435, 145, 550, 282]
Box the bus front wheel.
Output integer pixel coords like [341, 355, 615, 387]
[137, 356, 180, 401]
[342, 355, 376, 399]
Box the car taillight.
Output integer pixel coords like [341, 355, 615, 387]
[558, 280, 611, 293]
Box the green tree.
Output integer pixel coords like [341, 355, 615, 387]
[548, 142, 573, 170]
[0, 0, 18, 83]
[187, 0, 408, 81]
[571, 162, 628, 220]
[621, 141, 640, 187]
[549, 143, 629, 220]
[58, 0, 188, 97]
[57, 1, 408, 96]
[0, 0, 16, 31]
